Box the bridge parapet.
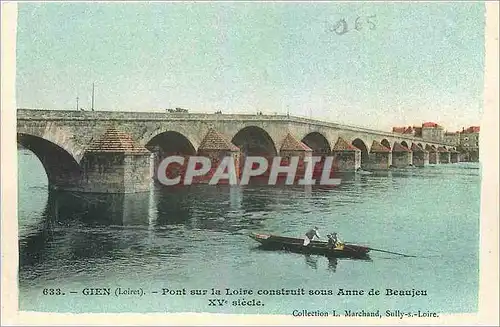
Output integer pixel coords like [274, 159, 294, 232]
[17, 109, 446, 145]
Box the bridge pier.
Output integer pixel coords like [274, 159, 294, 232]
[426, 145, 439, 164]
[78, 152, 151, 193]
[429, 152, 439, 164]
[450, 150, 459, 163]
[331, 137, 361, 172]
[76, 128, 151, 193]
[411, 143, 429, 167]
[438, 147, 450, 164]
[365, 141, 391, 170]
[392, 143, 412, 168]
[278, 133, 313, 181]
[196, 128, 241, 183]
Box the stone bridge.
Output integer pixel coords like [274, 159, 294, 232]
[17, 109, 458, 193]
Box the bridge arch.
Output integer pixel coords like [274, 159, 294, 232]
[424, 144, 437, 151]
[381, 139, 391, 150]
[17, 133, 83, 189]
[16, 126, 85, 163]
[400, 141, 409, 149]
[231, 126, 277, 156]
[418, 143, 423, 149]
[145, 131, 196, 155]
[352, 138, 369, 166]
[301, 132, 331, 156]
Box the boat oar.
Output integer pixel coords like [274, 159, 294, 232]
[365, 247, 417, 258]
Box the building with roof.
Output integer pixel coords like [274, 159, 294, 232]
[421, 122, 444, 142]
[459, 126, 480, 162]
[444, 131, 461, 146]
[392, 122, 443, 142]
[392, 127, 406, 134]
[392, 126, 417, 136]
[413, 126, 423, 138]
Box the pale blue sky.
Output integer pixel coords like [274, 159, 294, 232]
[16, 2, 485, 131]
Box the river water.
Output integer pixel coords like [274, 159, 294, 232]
[17, 149, 480, 315]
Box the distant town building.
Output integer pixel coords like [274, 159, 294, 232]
[459, 126, 480, 162]
[413, 126, 422, 138]
[392, 126, 416, 136]
[421, 122, 444, 142]
[391, 123, 480, 162]
[444, 131, 460, 146]
[392, 122, 443, 142]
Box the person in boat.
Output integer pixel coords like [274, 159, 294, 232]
[327, 233, 339, 249]
[303, 227, 320, 246]
[326, 234, 335, 248]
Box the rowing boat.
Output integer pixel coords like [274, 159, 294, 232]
[249, 233, 371, 259]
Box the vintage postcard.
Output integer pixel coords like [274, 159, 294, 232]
[1, 1, 498, 326]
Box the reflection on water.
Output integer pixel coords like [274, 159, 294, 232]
[19, 182, 323, 281]
[20, 182, 340, 238]
[328, 257, 338, 272]
[304, 254, 318, 270]
[17, 149, 481, 314]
